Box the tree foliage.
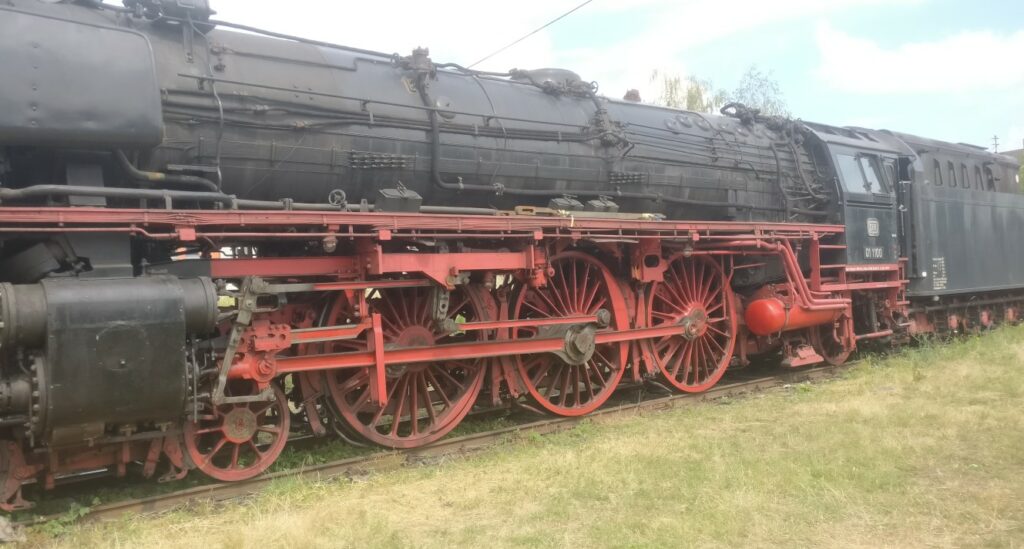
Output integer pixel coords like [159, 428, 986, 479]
[649, 65, 789, 117]
[731, 66, 789, 117]
[649, 70, 728, 113]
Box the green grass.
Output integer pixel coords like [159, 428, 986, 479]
[25, 327, 1024, 547]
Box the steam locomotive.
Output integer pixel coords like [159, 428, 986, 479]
[0, 0, 1018, 509]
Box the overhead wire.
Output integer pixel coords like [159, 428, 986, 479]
[467, 0, 594, 69]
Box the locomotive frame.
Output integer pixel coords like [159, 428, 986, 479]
[0, 205, 906, 507]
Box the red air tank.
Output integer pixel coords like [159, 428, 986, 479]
[744, 290, 840, 337]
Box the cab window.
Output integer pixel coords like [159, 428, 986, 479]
[836, 153, 889, 194]
[860, 156, 884, 191]
[883, 160, 897, 187]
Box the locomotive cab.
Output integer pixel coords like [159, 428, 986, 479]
[805, 123, 905, 266]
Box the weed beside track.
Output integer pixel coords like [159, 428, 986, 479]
[25, 327, 1024, 547]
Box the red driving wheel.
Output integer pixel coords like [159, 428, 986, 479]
[323, 285, 490, 448]
[183, 381, 290, 482]
[511, 251, 628, 416]
[646, 255, 737, 392]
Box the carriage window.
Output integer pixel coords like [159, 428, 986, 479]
[974, 166, 984, 190]
[961, 164, 970, 189]
[933, 160, 943, 186]
[948, 162, 958, 188]
[984, 166, 997, 191]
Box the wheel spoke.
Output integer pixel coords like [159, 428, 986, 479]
[557, 366, 572, 407]
[350, 385, 372, 412]
[529, 360, 553, 388]
[593, 348, 615, 377]
[660, 277, 689, 311]
[532, 282, 565, 317]
[250, 402, 274, 417]
[580, 363, 596, 402]
[448, 295, 470, 319]
[523, 299, 552, 318]
[369, 379, 402, 427]
[706, 324, 730, 338]
[334, 369, 369, 395]
[194, 426, 223, 435]
[202, 438, 228, 465]
[554, 264, 574, 313]
[419, 374, 438, 426]
[667, 340, 687, 379]
[691, 263, 706, 303]
[580, 268, 602, 313]
[433, 366, 467, 392]
[570, 259, 581, 310]
[702, 286, 722, 310]
[659, 338, 684, 369]
[705, 334, 726, 356]
[388, 378, 408, 437]
[652, 309, 681, 322]
[680, 340, 696, 383]
[395, 289, 413, 329]
[409, 373, 420, 437]
[425, 369, 454, 408]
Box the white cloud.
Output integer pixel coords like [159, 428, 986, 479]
[206, 0, 568, 68]
[1002, 125, 1024, 154]
[816, 23, 1024, 94]
[539, 0, 927, 99]
[196, 0, 926, 101]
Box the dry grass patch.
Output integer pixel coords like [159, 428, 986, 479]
[26, 327, 1024, 548]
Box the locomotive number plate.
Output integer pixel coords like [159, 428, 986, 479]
[864, 247, 885, 259]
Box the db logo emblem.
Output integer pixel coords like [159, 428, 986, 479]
[866, 218, 880, 237]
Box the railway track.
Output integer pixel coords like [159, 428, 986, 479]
[18, 363, 847, 527]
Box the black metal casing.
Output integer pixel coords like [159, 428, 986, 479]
[0, 7, 163, 149]
[892, 134, 1024, 296]
[0, 277, 217, 445]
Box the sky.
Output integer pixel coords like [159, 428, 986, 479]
[202, 0, 1024, 153]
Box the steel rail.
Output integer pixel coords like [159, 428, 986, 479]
[15, 363, 848, 526]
